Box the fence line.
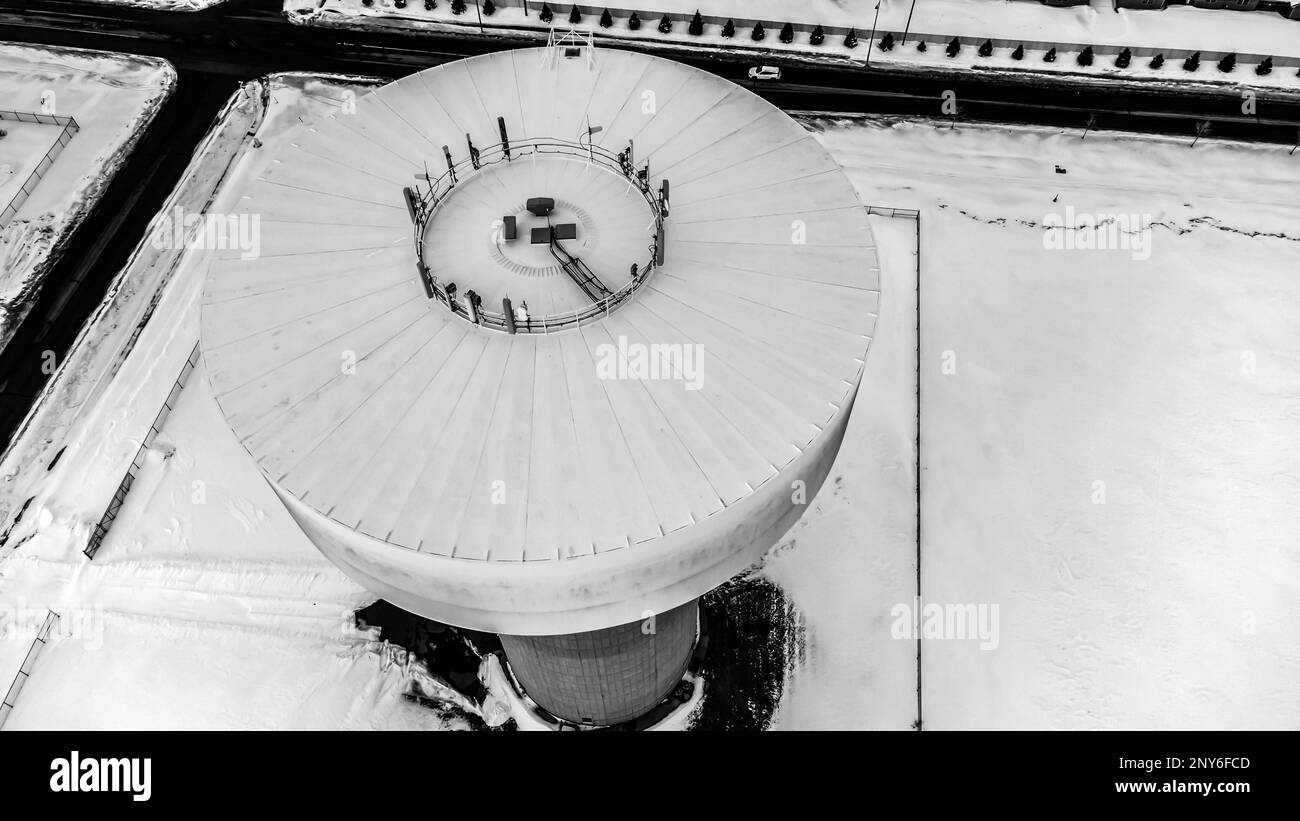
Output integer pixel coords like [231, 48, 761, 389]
[865, 205, 920, 220]
[84, 342, 201, 560]
[0, 110, 80, 229]
[863, 202, 924, 727]
[0, 109, 77, 127]
[0, 610, 60, 729]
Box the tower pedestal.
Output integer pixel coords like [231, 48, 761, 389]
[500, 600, 697, 726]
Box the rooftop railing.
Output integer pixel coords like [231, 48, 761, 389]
[405, 133, 667, 334]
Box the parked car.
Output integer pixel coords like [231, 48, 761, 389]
[747, 65, 782, 81]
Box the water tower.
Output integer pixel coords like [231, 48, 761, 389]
[201, 42, 879, 726]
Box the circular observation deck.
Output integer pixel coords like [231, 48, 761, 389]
[200, 47, 881, 635]
[409, 135, 666, 332]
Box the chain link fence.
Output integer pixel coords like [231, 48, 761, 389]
[0, 110, 80, 229]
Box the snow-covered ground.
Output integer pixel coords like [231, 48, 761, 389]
[768, 114, 1300, 729]
[3, 352, 461, 729]
[291, 0, 1300, 90]
[0, 120, 64, 215]
[0, 44, 174, 353]
[3, 67, 1298, 730]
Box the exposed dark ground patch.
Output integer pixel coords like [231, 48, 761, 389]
[692, 575, 805, 731]
[355, 599, 509, 729]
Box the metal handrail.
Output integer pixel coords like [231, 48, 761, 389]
[416, 138, 633, 216]
[409, 135, 665, 335]
[549, 237, 612, 302]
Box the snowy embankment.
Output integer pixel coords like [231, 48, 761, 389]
[0, 43, 175, 353]
[289, 0, 1300, 91]
[768, 114, 1300, 729]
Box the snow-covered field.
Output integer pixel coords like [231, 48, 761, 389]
[769, 114, 1300, 729]
[0, 120, 63, 214]
[0, 44, 174, 353]
[2, 68, 1297, 730]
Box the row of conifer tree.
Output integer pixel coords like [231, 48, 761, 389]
[367, 2, 1278, 75]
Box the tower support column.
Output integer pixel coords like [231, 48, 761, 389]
[499, 600, 698, 725]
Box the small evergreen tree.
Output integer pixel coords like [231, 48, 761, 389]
[599, 8, 613, 28]
[1217, 53, 1236, 73]
[880, 32, 895, 52]
[721, 19, 735, 38]
[394, 0, 406, 8]
[946, 38, 960, 58]
[916, 40, 926, 52]
[978, 39, 992, 58]
[1192, 120, 1211, 147]
[810, 25, 824, 46]
[844, 28, 858, 49]
[1011, 44, 1024, 60]
[1115, 48, 1131, 69]
[1149, 53, 1165, 69]
[569, 6, 581, 24]
[362, 0, 373, 6]
[688, 10, 704, 36]
[482, 0, 494, 15]
[1077, 46, 1094, 66]
[1256, 56, 1273, 76]
[779, 23, 795, 44]
[537, 2, 550, 23]
[451, 0, 466, 14]
[752, 22, 766, 41]
[628, 11, 640, 30]
[658, 14, 671, 33]
[1044, 47, 1057, 63]
[1183, 51, 1200, 71]
[424, 0, 434, 9]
